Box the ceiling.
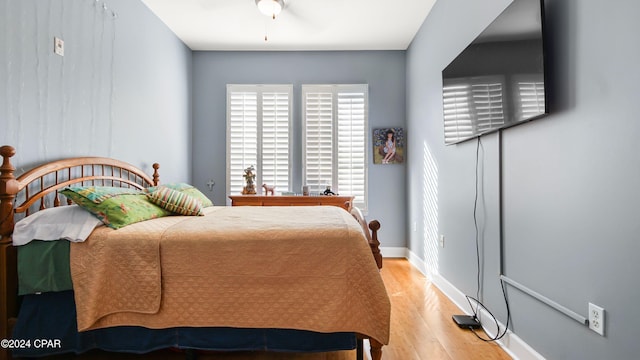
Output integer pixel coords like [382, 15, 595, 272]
[140, 0, 437, 51]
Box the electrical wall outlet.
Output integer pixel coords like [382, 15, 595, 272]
[439, 234, 445, 248]
[588, 303, 605, 336]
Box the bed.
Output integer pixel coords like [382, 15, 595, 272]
[0, 145, 390, 360]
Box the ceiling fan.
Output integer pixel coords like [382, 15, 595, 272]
[195, 0, 342, 42]
[255, 0, 284, 20]
[196, 0, 339, 25]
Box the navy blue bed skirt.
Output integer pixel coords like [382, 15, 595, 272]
[11, 291, 356, 358]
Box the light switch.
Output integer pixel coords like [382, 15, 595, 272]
[54, 37, 64, 56]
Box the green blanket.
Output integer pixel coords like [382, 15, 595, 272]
[17, 240, 72, 295]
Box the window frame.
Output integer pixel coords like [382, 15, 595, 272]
[226, 84, 293, 201]
[301, 84, 369, 212]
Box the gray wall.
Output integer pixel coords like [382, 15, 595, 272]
[407, 0, 640, 359]
[192, 51, 407, 248]
[0, 0, 192, 182]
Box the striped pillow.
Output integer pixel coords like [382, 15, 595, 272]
[146, 186, 204, 216]
[148, 183, 213, 207]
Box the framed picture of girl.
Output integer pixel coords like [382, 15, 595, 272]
[373, 127, 404, 164]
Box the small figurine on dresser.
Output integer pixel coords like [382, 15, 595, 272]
[323, 185, 336, 196]
[241, 165, 257, 195]
[262, 183, 275, 195]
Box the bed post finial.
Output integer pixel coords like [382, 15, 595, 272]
[368, 220, 383, 269]
[0, 145, 19, 242]
[152, 163, 160, 186]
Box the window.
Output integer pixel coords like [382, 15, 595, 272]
[472, 81, 504, 133]
[443, 76, 504, 144]
[513, 74, 545, 122]
[226, 84, 292, 199]
[443, 82, 474, 143]
[302, 84, 368, 212]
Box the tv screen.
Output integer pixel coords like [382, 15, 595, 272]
[442, 0, 547, 145]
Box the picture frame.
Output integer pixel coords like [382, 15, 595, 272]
[373, 127, 404, 164]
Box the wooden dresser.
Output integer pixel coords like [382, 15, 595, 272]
[229, 195, 354, 212]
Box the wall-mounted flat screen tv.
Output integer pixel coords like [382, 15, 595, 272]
[442, 0, 547, 145]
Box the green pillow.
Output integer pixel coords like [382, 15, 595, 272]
[60, 186, 170, 229]
[146, 186, 204, 216]
[148, 183, 213, 207]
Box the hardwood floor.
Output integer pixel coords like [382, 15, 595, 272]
[379, 259, 511, 360]
[30, 259, 511, 360]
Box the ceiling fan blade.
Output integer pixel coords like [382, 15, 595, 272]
[197, 0, 246, 12]
[280, 0, 344, 30]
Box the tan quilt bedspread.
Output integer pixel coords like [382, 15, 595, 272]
[70, 205, 390, 345]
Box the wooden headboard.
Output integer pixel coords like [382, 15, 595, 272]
[0, 145, 160, 239]
[0, 145, 160, 349]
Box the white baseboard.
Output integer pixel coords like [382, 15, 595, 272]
[385, 248, 547, 360]
[379, 246, 407, 259]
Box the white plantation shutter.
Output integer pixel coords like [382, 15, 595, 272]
[337, 91, 366, 208]
[227, 89, 258, 197]
[472, 81, 504, 132]
[513, 74, 546, 121]
[302, 84, 368, 212]
[261, 91, 291, 191]
[227, 85, 292, 199]
[443, 76, 505, 144]
[443, 83, 474, 144]
[303, 91, 334, 194]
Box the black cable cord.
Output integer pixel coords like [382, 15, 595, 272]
[465, 280, 511, 341]
[465, 136, 511, 342]
[473, 137, 482, 317]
